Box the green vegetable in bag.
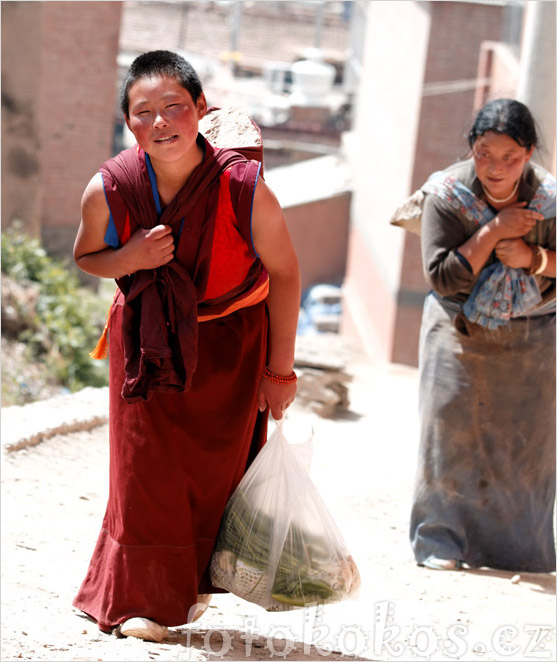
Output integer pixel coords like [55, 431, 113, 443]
[210, 420, 360, 611]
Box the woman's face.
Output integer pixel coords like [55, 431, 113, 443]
[472, 131, 533, 199]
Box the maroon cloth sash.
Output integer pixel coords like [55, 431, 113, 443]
[99, 136, 256, 403]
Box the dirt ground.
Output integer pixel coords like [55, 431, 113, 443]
[1, 348, 555, 662]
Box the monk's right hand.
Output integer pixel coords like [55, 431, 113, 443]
[123, 224, 175, 271]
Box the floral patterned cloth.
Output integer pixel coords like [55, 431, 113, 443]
[422, 170, 556, 329]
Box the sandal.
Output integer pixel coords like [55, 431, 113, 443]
[119, 617, 168, 642]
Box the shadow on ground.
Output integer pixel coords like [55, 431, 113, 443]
[165, 628, 368, 660]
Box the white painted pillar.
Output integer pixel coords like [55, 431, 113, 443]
[516, 1, 556, 170]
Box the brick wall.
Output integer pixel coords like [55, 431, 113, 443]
[474, 41, 519, 110]
[38, 2, 122, 261]
[1, 2, 43, 235]
[411, 1, 504, 190]
[1, 1, 121, 270]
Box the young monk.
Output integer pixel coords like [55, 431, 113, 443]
[72, 50, 301, 642]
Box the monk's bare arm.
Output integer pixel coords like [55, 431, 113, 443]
[73, 173, 174, 279]
[252, 178, 301, 419]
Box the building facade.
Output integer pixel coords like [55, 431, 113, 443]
[341, 0, 555, 366]
[2, 1, 122, 276]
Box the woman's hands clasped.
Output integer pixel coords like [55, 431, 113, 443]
[491, 203, 543, 270]
[491, 202, 543, 239]
[494, 238, 534, 269]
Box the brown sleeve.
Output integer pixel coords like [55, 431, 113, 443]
[421, 193, 480, 297]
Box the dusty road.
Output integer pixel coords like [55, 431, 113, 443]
[1, 347, 555, 661]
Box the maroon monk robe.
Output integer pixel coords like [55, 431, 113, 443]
[73, 137, 269, 630]
[101, 135, 264, 403]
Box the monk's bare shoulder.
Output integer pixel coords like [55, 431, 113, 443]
[252, 176, 297, 277]
[81, 172, 109, 223]
[74, 173, 111, 261]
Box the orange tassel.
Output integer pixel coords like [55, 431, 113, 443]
[90, 300, 113, 360]
[90, 321, 109, 360]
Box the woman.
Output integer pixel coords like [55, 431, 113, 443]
[72, 51, 300, 641]
[410, 98, 556, 572]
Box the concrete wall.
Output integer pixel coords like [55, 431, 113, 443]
[283, 193, 351, 292]
[516, 0, 557, 174]
[341, 0, 431, 362]
[265, 154, 352, 294]
[2, 2, 121, 266]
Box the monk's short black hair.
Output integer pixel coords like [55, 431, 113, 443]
[468, 98, 538, 151]
[120, 50, 203, 118]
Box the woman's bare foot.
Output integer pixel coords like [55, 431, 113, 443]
[191, 594, 212, 622]
[421, 556, 462, 570]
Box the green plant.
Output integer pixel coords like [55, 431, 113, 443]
[1, 222, 109, 397]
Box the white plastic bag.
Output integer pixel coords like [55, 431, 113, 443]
[210, 419, 360, 611]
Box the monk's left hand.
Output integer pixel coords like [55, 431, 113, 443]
[257, 379, 297, 420]
[495, 238, 533, 269]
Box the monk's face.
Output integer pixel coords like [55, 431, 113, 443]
[126, 74, 207, 165]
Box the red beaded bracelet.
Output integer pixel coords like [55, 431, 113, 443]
[262, 367, 298, 385]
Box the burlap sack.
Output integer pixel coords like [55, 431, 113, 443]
[389, 189, 425, 236]
[199, 106, 263, 171]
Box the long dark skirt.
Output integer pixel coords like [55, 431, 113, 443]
[410, 292, 556, 572]
[73, 293, 269, 631]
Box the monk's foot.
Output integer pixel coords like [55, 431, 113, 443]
[119, 617, 168, 642]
